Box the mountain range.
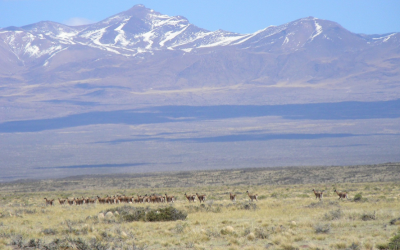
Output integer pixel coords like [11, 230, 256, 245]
[0, 4, 399, 120]
[1, 5, 400, 181]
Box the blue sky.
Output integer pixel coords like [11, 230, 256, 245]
[1, 0, 399, 34]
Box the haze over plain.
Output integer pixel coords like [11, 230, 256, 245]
[0, 2, 399, 181]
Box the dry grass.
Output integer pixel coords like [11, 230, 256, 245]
[0, 164, 399, 249]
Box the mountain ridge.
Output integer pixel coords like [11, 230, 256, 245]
[0, 4, 399, 121]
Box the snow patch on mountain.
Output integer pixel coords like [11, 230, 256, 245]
[310, 20, 323, 41]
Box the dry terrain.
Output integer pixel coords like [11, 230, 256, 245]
[0, 163, 400, 249]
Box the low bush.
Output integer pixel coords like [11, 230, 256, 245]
[103, 205, 187, 222]
[146, 206, 187, 222]
[255, 227, 269, 239]
[314, 224, 331, 234]
[388, 231, 400, 250]
[348, 242, 361, 250]
[42, 228, 58, 235]
[354, 193, 367, 202]
[390, 218, 400, 225]
[323, 209, 342, 220]
[376, 242, 389, 250]
[361, 211, 376, 221]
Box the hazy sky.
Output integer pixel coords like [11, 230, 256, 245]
[1, 0, 399, 34]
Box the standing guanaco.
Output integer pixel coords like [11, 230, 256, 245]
[229, 193, 236, 202]
[196, 193, 206, 203]
[44, 198, 54, 206]
[334, 189, 348, 200]
[185, 193, 196, 202]
[246, 191, 258, 202]
[165, 193, 175, 203]
[312, 189, 323, 201]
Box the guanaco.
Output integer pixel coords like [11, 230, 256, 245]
[142, 194, 150, 203]
[246, 191, 258, 202]
[58, 198, 66, 205]
[165, 193, 175, 203]
[44, 198, 54, 206]
[185, 193, 196, 202]
[67, 198, 74, 205]
[312, 189, 323, 201]
[334, 189, 348, 200]
[196, 193, 206, 203]
[229, 193, 236, 202]
[97, 196, 106, 204]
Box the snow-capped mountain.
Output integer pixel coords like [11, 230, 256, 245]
[0, 4, 399, 108]
[1, 5, 398, 67]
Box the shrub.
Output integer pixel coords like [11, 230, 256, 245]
[390, 218, 400, 225]
[255, 227, 269, 239]
[353, 193, 368, 202]
[103, 205, 187, 222]
[271, 192, 279, 198]
[10, 235, 24, 247]
[353, 193, 361, 201]
[361, 211, 376, 221]
[42, 228, 58, 235]
[206, 229, 220, 238]
[221, 226, 235, 235]
[146, 207, 187, 222]
[314, 224, 331, 234]
[28, 239, 42, 248]
[324, 209, 342, 220]
[376, 243, 389, 250]
[389, 231, 400, 250]
[174, 223, 188, 233]
[348, 242, 361, 250]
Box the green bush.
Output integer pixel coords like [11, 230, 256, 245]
[103, 205, 187, 222]
[376, 243, 389, 250]
[323, 209, 342, 220]
[389, 231, 400, 250]
[354, 193, 363, 202]
[146, 206, 187, 222]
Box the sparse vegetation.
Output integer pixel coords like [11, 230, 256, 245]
[0, 166, 399, 249]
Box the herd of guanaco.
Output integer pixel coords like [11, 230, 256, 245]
[312, 189, 350, 201]
[45, 189, 349, 206]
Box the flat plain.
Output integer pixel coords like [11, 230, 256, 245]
[0, 162, 399, 249]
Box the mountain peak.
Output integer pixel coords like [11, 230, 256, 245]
[124, 4, 154, 15]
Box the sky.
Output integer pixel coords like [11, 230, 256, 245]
[0, 0, 399, 34]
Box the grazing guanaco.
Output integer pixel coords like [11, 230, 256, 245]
[312, 189, 323, 201]
[185, 193, 196, 202]
[165, 193, 175, 203]
[44, 198, 54, 206]
[334, 189, 348, 200]
[58, 198, 66, 205]
[97, 196, 106, 204]
[196, 193, 206, 203]
[142, 194, 150, 203]
[67, 198, 74, 205]
[229, 193, 236, 202]
[246, 191, 258, 202]
[75, 197, 84, 205]
[87, 197, 96, 204]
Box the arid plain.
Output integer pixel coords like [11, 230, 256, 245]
[0, 163, 399, 249]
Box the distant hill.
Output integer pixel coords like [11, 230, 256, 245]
[0, 4, 399, 113]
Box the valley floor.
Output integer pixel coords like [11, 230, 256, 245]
[0, 164, 399, 249]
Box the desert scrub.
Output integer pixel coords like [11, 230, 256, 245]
[354, 193, 367, 202]
[103, 205, 187, 222]
[361, 211, 376, 221]
[388, 231, 400, 249]
[323, 209, 343, 220]
[314, 224, 331, 234]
